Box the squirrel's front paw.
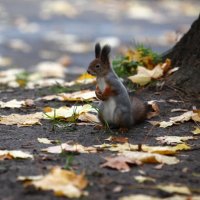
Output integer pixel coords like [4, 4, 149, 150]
[95, 89, 108, 101]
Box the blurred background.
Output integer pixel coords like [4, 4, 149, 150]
[0, 0, 199, 74]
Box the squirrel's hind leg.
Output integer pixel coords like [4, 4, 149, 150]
[113, 108, 132, 130]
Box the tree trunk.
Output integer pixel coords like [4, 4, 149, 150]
[164, 14, 200, 96]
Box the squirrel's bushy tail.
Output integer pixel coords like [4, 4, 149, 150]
[131, 96, 148, 124]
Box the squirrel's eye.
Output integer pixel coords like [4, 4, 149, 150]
[95, 64, 100, 68]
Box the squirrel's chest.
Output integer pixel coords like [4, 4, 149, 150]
[97, 78, 107, 92]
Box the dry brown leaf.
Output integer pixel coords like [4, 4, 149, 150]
[101, 156, 141, 172]
[0, 150, 33, 160]
[105, 136, 129, 143]
[42, 143, 97, 154]
[0, 112, 43, 127]
[19, 166, 88, 198]
[147, 101, 160, 119]
[156, 136, 195, 145]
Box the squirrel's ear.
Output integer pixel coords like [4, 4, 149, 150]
[95, 43, 101, 58]
[100, 45, 111, 64]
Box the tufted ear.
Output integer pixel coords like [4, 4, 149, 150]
[100, 44, 111, 64]
[95, 43, 101, 58]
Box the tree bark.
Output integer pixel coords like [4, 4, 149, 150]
[164, 14, 200, 96]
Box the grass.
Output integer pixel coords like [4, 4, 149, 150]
[44, 110, 76, 132]
[63, 154, 74, 170]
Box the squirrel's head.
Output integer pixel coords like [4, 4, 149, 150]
[87, 43, 111, 77]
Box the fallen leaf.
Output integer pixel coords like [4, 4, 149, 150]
[44, 104, 98, 124]
[78, 112, 99, 123]
[121, 151, 179, 165]
[147, 101, 160, 119]
[119, 194, 158, 200]
[101, 156, 141, 172]
[128, 63, 167, 86]
[0, 112, 43, 127]
[156, 183, 191, 195]
[119, 194, 198, 200]
[60, 90, 96, 102]
[64, 73, 96, 86]
[0, 99, 25, 108]
[37, 138, 56, 144]
[192, 126, 200, 135]
[39, 90, 96, 102]
[171, 108, 188, 112]
[95, 143, 188, 155]
[42, 143, 97, 154]
[0, 150, 33, 160]
[113, 185, 123, 193]
[156, 136, 195, 145]
[134, 175, 155, 183]
[19, 166, 88, 198]
[105, 136, 129, 143]
[159, 110, 200, 128]
[173, 143, 190, 151]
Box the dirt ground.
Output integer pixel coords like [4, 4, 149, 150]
[0, 82, 199, 200]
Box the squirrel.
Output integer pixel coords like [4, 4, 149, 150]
[87, 43, 147, 131]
